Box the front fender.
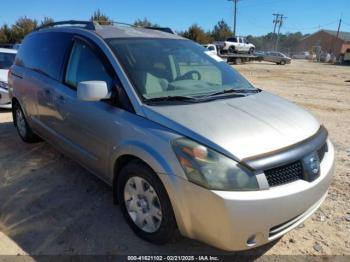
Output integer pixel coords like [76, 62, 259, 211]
[109, 140, 175, 180]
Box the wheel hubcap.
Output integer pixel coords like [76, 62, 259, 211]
[124, 176, 162, 233]
[16, 109, 26, 137]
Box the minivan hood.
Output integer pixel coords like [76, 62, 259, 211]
[142, 91, 320, 160]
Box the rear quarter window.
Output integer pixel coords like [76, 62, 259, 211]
[15, 32, 72, 80]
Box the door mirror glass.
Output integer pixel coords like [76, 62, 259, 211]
[77, 81, 110, 101]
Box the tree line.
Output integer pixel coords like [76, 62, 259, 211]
[0, 10, 161, 44]
[0, 9, 307, 54]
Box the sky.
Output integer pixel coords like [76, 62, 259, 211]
[1, 0, 350, 36]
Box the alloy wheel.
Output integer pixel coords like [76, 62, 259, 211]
[124, 176, 163, 233]
[16, 108, 27, 138]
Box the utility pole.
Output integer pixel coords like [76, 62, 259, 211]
[275, 14, 287, 51]
[331, 15, 342, 55]
[336, 17, 342, 39]
[272, 14, 281, 50]
[228, 0, 239, 36]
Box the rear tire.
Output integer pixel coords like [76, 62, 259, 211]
[13, 102, 41, 143]
[228, 46, 236, 54]
[117, 160, 178, 244]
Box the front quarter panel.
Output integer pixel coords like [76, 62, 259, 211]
[107, 116, 187, 183]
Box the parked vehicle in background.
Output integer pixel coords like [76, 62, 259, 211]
[0, 43, 20, 50]
[0, 48, 17, 108]
[292, 51, 310, 59]
[261, 51, 291, 65]
[319, 52, 331, 63]
[202, 44, 217, 55]
[13, 44, 21, 50]
[214, 36, 255, 54]
[9, 21, 334, 251]
[202, 43, 258, 64]
[254, 51, 265, 61]
[340, 48, 350, 64]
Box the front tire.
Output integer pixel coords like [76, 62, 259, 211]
[13, 102, 41, 143]
[280, 60, 286, 65]
[118, 160, 177, 244]
[249, 48, 255, 54]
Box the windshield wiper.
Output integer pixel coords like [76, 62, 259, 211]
[201, 88, 260, 98]
[144, 95, 199, 103]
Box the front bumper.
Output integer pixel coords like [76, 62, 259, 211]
[0, 87, 11, 109]
[160, 140, 334, 251]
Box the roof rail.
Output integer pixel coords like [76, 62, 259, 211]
[107, 22, 175, 34]
[110, 21, 136, 27]
[35, 20, 101, 31]
[144, 27, 176, 34]
[35, 20, 176, 34]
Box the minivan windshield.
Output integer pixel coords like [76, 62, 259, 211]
[107, 38, 256, 102]
[0, 52, 16, 70]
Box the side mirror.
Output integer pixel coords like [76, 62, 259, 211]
[77, 81, 110, 101]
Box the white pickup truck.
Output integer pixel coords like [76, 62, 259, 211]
[214, 36, 255, 54]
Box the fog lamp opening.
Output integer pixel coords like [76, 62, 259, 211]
[246, 235, 257, 247]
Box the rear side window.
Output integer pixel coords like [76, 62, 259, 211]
[15, 32, 72, 80]
[65, 41, 112, 89]
[227, 37, 237, 42]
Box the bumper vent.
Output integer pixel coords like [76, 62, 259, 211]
[264, 142, 328, 187]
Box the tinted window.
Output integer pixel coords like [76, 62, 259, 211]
[227, 37, 237, 42]
[15, 32, 72, 80]
[0, 52, 16, 69]
[65, 41, 112, 89]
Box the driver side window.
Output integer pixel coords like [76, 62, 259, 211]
[65, 41, 113, 89]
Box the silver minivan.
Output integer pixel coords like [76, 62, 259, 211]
[9, 21, 334, 251]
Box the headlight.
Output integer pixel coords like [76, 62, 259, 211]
[172, 138, 259, 191]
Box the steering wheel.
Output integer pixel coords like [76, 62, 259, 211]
[176, 70, 201, 81]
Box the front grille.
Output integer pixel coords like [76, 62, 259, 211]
[264, 142, 328, 187]
[265, 161, 303, 187]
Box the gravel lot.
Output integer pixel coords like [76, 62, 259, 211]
[0, 60, 349, 258]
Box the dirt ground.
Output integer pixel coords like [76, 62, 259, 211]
[0, 60, 349, 258]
